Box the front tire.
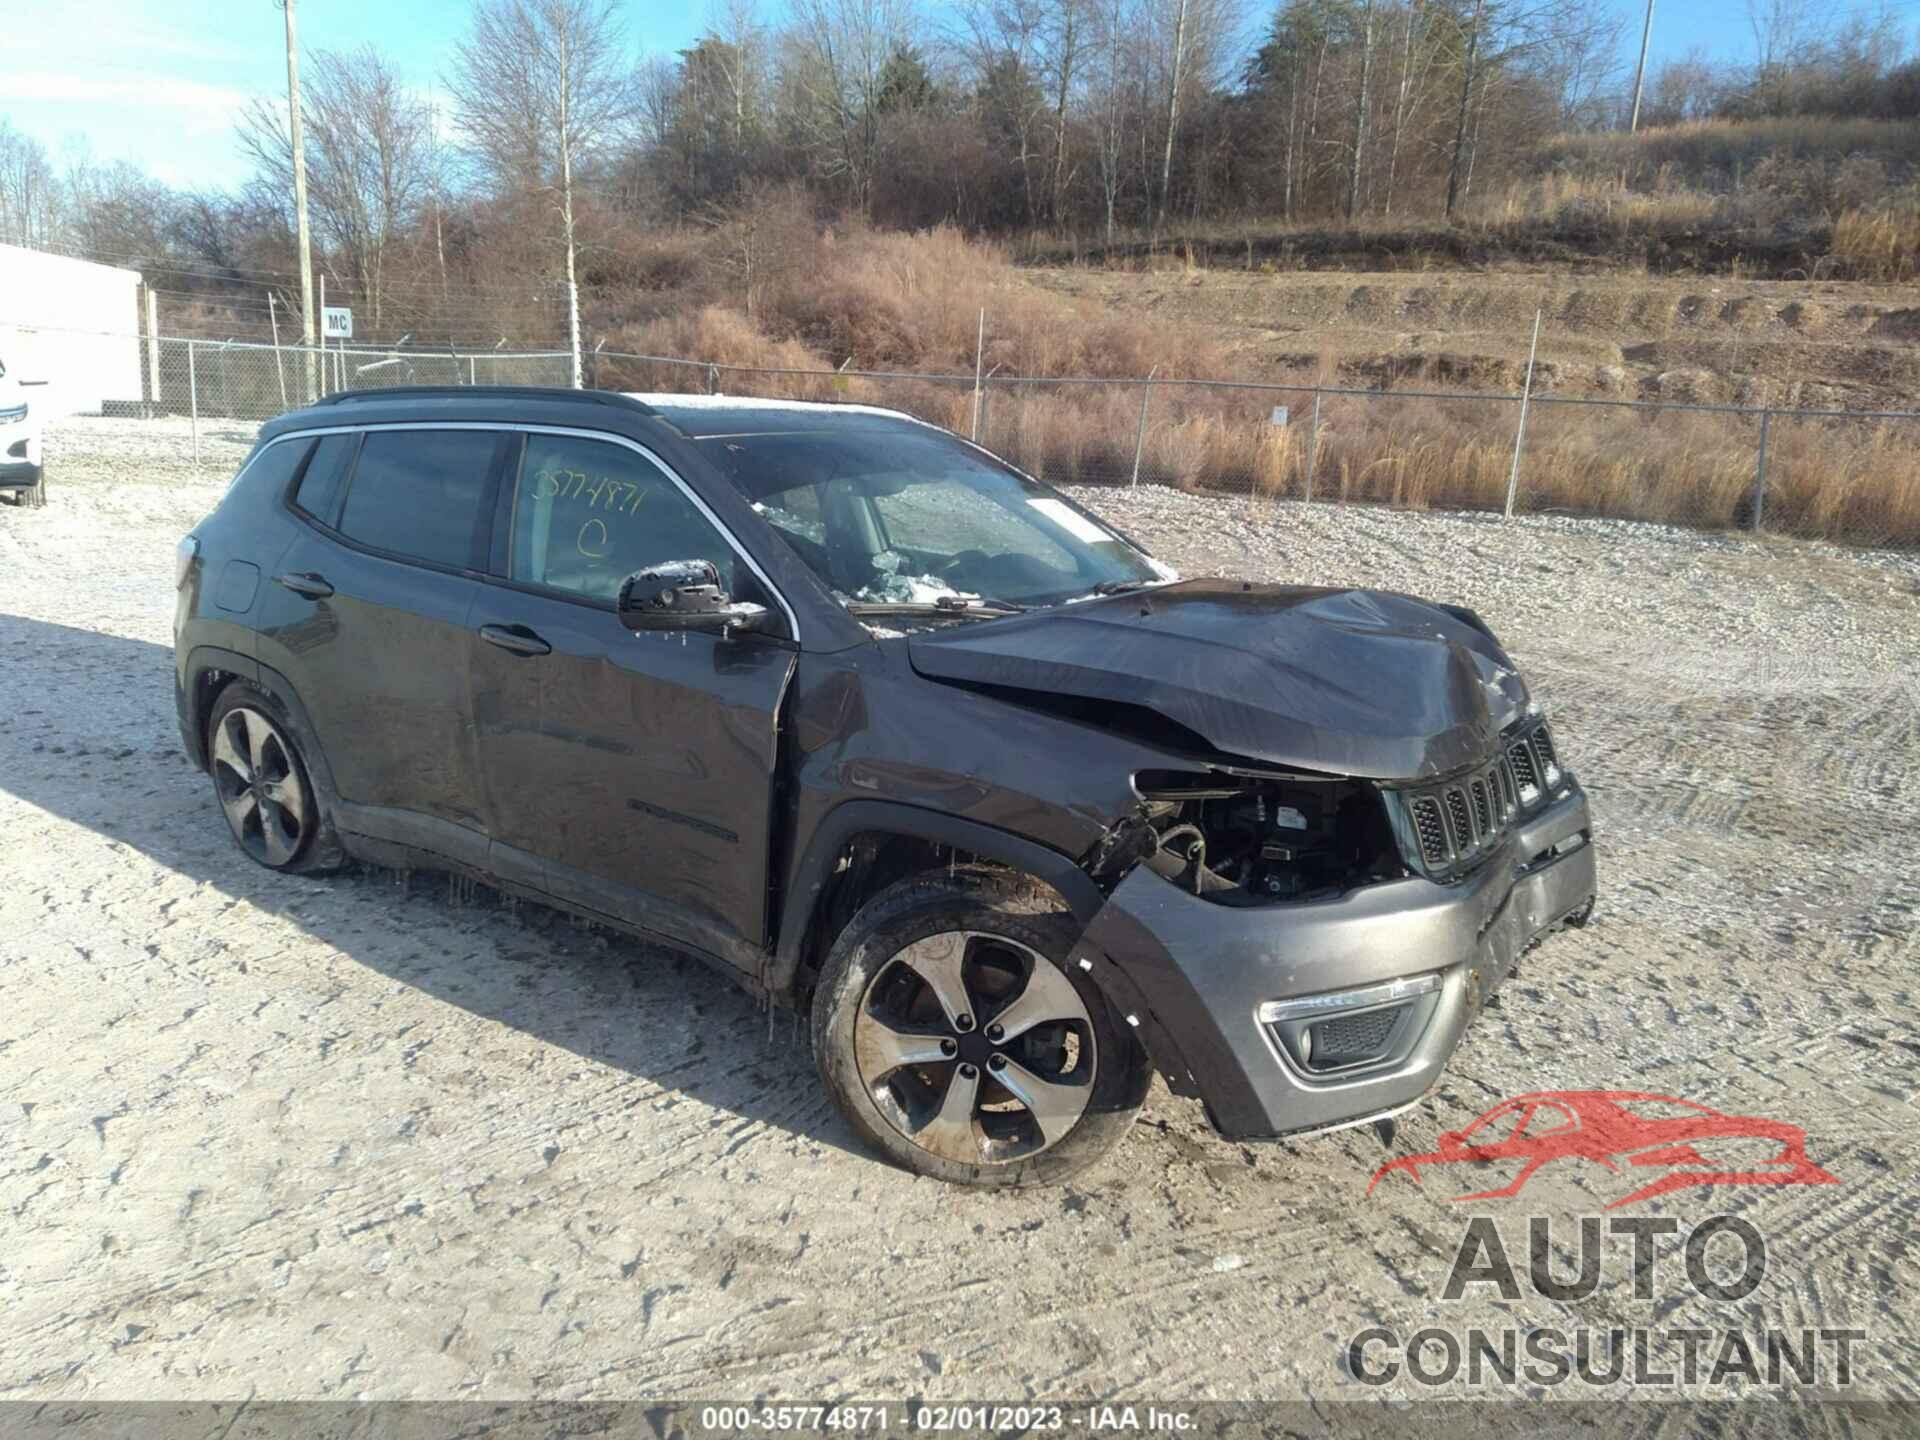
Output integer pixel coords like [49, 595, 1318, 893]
[812, 869, 1150, 1187]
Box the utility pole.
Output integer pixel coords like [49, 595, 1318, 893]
[557, 22, 584, 389]
[1628, 0, 1655, 133]
[280, 0, 316, 401]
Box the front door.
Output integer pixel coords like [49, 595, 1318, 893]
[467, 429, 795, 972]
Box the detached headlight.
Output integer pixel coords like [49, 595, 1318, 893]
[175, 535, 198, 589]
[0, 403, 27, 424]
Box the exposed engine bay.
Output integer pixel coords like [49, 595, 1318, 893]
[1094, 769, 1408, 905]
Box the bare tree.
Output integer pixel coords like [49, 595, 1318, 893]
[1382, 0, 1430, 216]
[1442, 0, 1604, 218]
[1347, 0, 1376, 219]
[1044, 0, 1089, 224]
[788, 0, 918, 216]
[709, 0, 773, 148]
[1156, 0, 1190, 236]
[957, 0, 1049, 226]
[240, 46, 434, 333]
[450, 0, 632, 387]
[0, 120, 62, 248]
[1086, 0, 1140, 242]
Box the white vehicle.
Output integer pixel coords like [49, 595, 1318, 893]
[0, 353, 46, 507]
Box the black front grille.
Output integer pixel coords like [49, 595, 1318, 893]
[1509, 739, 1540, 795]
[1532, 724, 1558, 774]
[1411, 797, 1449, 866]
[1444, 787, 1474, 849]
[1392, 719, 1564, 878]
[1496, 758, 1518, 811]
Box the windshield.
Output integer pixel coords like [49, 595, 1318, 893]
[702, 424, 1164, 609]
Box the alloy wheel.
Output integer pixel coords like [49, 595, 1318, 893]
[853, 930, 1097, 1165]
[211, 706, 311, 867]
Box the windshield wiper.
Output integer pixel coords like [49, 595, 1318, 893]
[1090, 578, 1160, 595]
[845, 595, 1025, 618]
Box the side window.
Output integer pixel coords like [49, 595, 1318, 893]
[292, 433, 357, 527]
[235, 436, 314, 499]
[509, 433, 740, 603]
[338, 429, 499, 570]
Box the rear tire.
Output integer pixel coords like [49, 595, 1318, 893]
[812, 868, 1150, 1187]
[205, 680, 346, 874]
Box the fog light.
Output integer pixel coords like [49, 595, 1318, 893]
[1259, 973, 1442, 1076]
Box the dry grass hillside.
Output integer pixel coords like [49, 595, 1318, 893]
[588, 133, 1920, 547]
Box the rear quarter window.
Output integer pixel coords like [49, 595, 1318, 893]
[337, 429, 500, 570]
[235, 436, 314, 498]
[291, 432, 358, 526]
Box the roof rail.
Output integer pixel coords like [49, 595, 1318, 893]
[311, 385, 657, 414]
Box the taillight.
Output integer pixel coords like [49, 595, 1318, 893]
[175, 535, 198, 589]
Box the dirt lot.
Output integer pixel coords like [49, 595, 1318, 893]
[2, 416, 1916, 1404]
[1028, 265, 1920, 411]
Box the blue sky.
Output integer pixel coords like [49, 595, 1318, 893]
[7, 0, 708, 187]
[5, 0, 1914, 191]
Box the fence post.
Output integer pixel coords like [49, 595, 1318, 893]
[1752, 408, 1772, 533]
[977, 375, 991, 445]
[1305, 390, 1321, 503]
[707, 362, 721, 396]
[1130, 368, 1158, 487]
[469, 355, 477, 386]
[267, 294, 289, 410]
[1504, 307, 1543, 519]
[971, 307, 986, 442]
[144, 284, 162, 407]
[187, 339, 200, 468]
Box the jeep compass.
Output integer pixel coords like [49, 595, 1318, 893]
[172, 387, 1597, 1186]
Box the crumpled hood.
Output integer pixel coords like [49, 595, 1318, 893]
[907, 580, 1530, 780]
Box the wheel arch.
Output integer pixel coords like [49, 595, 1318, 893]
[185, 647, 340, 804]
[768, 801, 1106, 1007]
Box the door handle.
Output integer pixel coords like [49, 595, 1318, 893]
[478, 623, 552, 658]
[274, 571, 334, 599]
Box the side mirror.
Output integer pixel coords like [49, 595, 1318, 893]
[617, 559, 772, 636]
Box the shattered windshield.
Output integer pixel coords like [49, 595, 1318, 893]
[701, 424, 1167, 611]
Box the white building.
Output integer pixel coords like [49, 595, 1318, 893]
[0, 243, 146, 418]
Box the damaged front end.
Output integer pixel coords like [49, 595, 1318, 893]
[1073, 716, 1596, 1143]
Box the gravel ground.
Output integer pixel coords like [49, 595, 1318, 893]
[2, 415, 1915, 1406]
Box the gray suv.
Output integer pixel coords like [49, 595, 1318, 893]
[172, 386, 1596, 1186]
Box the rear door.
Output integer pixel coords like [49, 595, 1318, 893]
[258, 424, 510, 868]
[467, 427, 796, 971]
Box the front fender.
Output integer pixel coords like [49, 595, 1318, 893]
[766, 800, 1108, 1000]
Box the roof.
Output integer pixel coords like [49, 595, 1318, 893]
[626, 392, 933, 440]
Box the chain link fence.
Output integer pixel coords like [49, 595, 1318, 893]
[10, 320, 1919, 548]
[593, 352, 1920, 550]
